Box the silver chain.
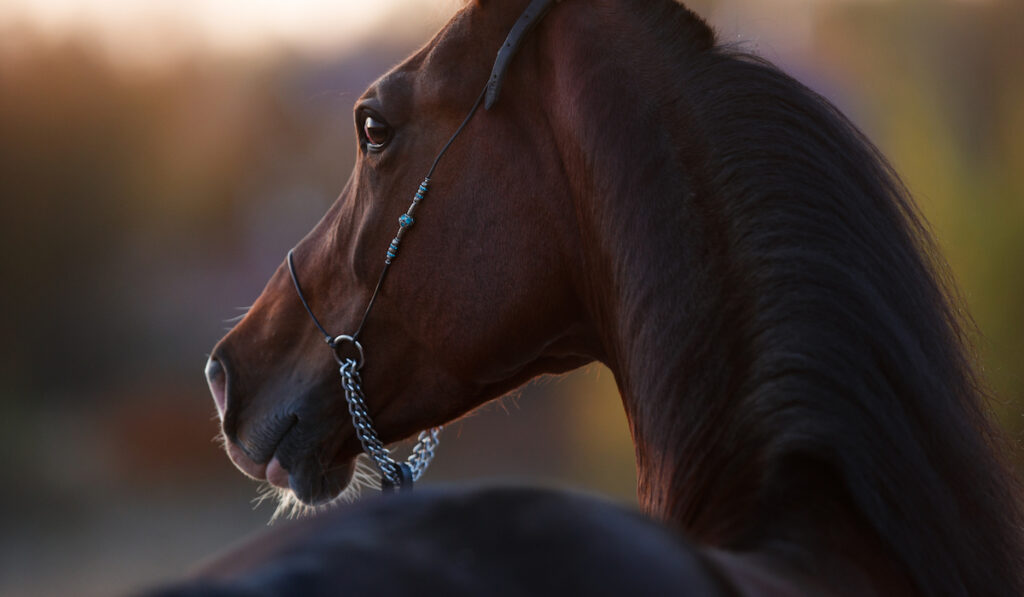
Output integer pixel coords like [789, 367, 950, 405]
[338, 359, 442, 485]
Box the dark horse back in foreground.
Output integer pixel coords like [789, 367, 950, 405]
[186, 0, 1023, 595]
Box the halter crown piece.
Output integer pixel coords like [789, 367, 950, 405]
[287, 0, 559, 493]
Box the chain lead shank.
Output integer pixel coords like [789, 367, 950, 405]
[339, 358, 443, 489]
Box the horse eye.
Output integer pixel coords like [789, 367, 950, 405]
[362, 115, 391, 150]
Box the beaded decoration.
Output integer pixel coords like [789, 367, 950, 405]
[385, 178, 429, 265]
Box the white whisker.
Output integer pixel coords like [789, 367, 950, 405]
[224, 307, 252, 325]
[252, 456, 379, 524]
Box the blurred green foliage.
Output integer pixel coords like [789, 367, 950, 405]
[816, 1, 1024, 442]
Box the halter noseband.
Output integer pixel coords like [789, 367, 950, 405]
[287, 0, 559, 493]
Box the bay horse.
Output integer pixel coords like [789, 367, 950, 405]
[191, 0, 1023, 594]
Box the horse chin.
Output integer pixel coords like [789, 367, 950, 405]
[256, 456, 378, 522]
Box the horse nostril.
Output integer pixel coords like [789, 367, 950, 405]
[205, 356, 228, 419]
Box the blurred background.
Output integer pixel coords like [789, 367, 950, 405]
[1, 0, 1021, 595]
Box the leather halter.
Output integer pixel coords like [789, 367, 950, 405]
[287, 0, 560, 492]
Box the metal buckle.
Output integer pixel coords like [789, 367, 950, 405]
[329, 334, 365, 369]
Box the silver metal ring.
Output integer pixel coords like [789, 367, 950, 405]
[330, 334, 365, 369]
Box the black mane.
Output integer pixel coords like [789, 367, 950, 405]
[638, 2, 1024, 592]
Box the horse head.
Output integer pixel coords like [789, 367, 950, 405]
[206, 0, 594, 507]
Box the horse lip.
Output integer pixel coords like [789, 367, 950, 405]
[266, 456, 290, 489]
[230, 414, 356, 504]
[225, 415, 298, 481]
[258, 414, 299, 462]
[225, 441, 268, 480]
[258, 415, 314, 489]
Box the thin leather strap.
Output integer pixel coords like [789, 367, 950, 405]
[287, 249, 335, 345]
[485, 0, 558, 110]
[352, 86, 488, 342]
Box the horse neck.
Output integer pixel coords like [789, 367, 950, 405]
[544, 5, 794, 541]
[564, 77, 964, 592]
[577, 162, 785, 543]
[540, 2, 1023, 594]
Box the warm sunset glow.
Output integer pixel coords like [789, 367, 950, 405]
[0, 0, 462, 62]
[14, 0, 994, 66]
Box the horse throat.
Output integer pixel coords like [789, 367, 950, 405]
[603, 220, 774, 544]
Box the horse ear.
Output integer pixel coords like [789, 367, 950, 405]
[660, 4, 715, 52]
[679, 6, 715, 50]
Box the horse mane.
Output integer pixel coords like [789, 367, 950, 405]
[618, 2, 1024, 593]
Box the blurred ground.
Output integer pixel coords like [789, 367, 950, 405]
[1, 1, 1022, 596]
